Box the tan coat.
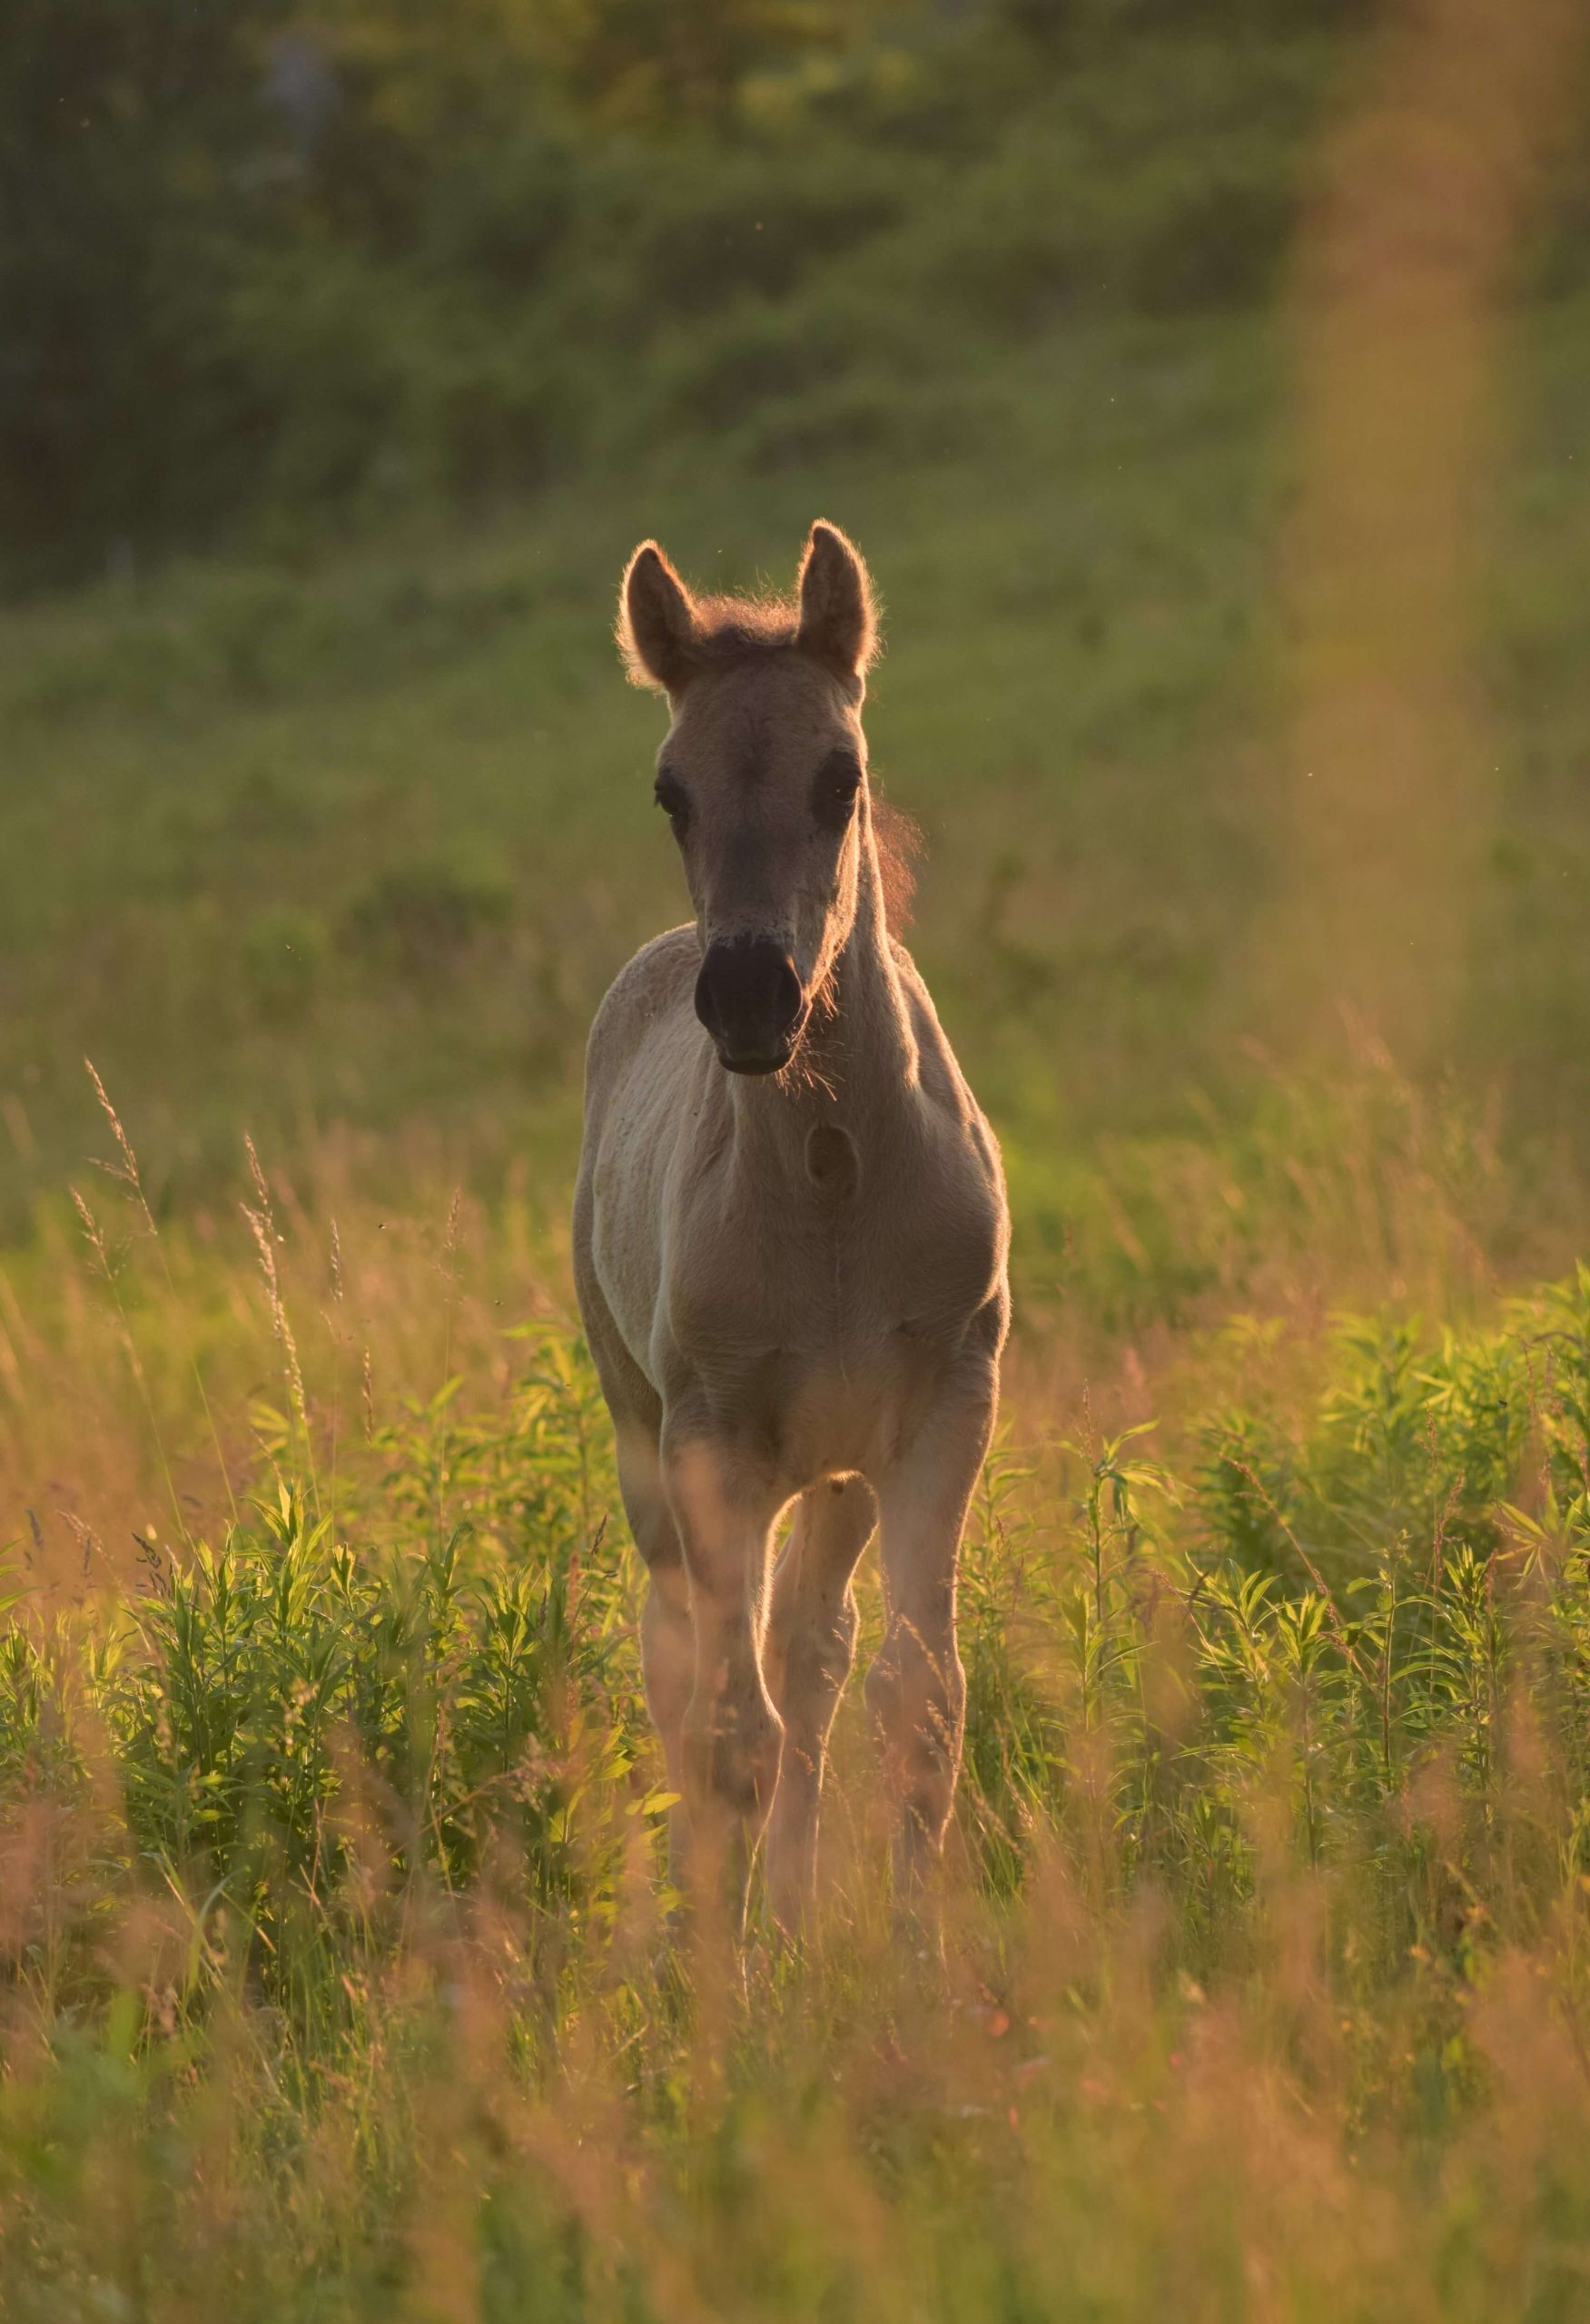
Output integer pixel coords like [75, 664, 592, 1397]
[574, 524, 1010, 1932]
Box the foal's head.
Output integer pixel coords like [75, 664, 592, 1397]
[618, 522, 879, 1077]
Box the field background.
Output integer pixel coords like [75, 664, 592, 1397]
[5, 2, 1590, 2317]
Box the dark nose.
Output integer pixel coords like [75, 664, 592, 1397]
[695, 937, 804, 1074]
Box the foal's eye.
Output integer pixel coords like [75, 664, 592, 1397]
[813, 753, 863, 832]
[654, 771, 690, 835]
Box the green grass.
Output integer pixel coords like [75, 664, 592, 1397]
[4, 1277, 1590, 2319]
[0, 306, 1279, 1201]
[7, 285, 1590, 1282]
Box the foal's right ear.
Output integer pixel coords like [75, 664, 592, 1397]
[618, 542, 698, 694]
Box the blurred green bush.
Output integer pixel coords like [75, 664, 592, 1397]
[241, 902, 329, 1022]
[342, 853, 516, 985]
[0, 0, 1338, 589]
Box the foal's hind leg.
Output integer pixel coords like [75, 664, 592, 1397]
[764, 1476, 875, 1935]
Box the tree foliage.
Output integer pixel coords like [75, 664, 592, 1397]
[0, 0, 1348, 586]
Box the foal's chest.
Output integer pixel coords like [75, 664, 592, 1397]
[661, 1123, 999, 1479]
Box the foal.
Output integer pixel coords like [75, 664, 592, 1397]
[574, 522, 1010, 1933]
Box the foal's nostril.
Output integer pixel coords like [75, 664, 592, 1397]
[695, 938, 804, 1072]
[765, 952, 802, 1026]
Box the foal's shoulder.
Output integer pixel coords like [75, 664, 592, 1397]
[586, 925, 697, 1088]
[592, 923, 697, 1035]
[610, 922, 698, 1003]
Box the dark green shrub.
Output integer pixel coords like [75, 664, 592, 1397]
[621, 147, 905, 315]
[240, 906, 329, 1024]
[343, 856, 514, 983]
[1131, 178, 1297, 315]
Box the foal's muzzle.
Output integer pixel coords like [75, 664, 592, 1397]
[695, 937, 805, 1076]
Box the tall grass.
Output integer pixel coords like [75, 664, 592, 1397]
[3, 1077, 1589, 2316]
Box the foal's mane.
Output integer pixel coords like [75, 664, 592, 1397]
[871, 794, 921, 934]
[686, 592, 802, 663]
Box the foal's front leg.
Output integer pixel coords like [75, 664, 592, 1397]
[866, 1353, 1000, 1897]
[663, 1430, 785, 1935]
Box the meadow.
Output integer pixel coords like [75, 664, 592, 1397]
[5, 1, 1590, 2315]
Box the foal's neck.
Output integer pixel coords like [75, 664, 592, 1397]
[741, 811, 917, 1143]
[821, 812, 918, 1095]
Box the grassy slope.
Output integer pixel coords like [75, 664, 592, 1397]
[3, 19, 1586, 1338]
[6, 284, 1590, 1232]
[0, 309, 1275, 1179]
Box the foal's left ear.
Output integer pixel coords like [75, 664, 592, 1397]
[795, 521, 877, 685]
